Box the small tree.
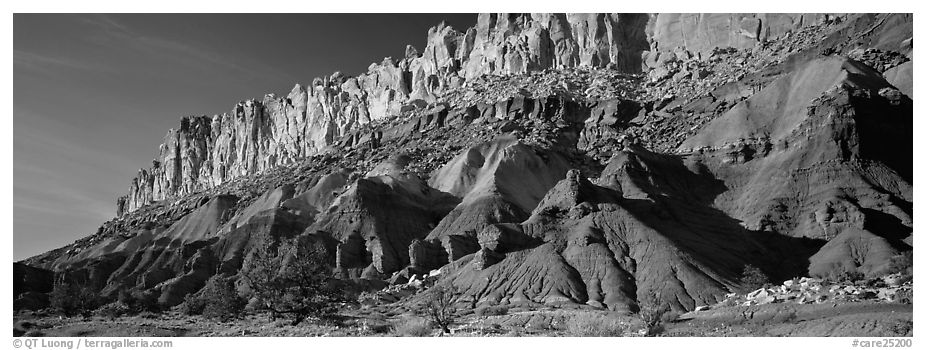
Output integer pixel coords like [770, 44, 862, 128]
[201, 275, 246, 321]
[50, 279, 100, 317]
[242, 235, 348, 326]
[740, 264, 770, 292]
[424, 286, 456, 334]
[637, 294, 670, 337]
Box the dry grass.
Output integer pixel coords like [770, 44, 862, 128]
[564, 312, 628, 337]
[474, 305, 509, 317]
[392, 316, 432, 337]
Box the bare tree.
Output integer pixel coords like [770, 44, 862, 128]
[424, 286, 456, 334]
[637, 293, 671, 337]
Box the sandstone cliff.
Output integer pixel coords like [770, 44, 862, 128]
[18, 13, 911, 315]
[118, 13, 832, 215]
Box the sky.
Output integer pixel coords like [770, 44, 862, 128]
[13, 13, 477, 261]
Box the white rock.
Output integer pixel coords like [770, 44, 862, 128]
[756, 295, 776, 305]
[747, 288, 770, 300]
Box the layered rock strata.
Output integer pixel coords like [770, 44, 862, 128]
[118, 13, 828, 215]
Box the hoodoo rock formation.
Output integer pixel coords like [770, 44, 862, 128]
[18, 13, 911, 315]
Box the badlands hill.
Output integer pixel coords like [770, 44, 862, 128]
[17, 13, 911, 316]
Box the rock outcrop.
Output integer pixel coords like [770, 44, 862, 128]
[680, 56, 912, 246]
[647, 14, 833, 56]
[309, 156, 459, 275]
[117, 13, 828, 215]
[426, 135, 570, 240]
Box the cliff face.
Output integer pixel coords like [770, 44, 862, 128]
[648, 13, 832, 55]
[21, 13, 912, 315]
[117, 12, 833, 216]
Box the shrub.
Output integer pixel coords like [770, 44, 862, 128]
[117, 290, 161, 314]
[780, 309, 799, 324]
[565, 313, 627, 337]
[823, 268, 865, 284]
[637, 296, 670, 337]
[718, 297, 738, 308]
[201, 276, 246, 321]
[474, 305, 508, 317]
[893, 289, 912, 304]
[660, 310, 681, 323]
[393, 317, 432, 337]
[526, 319, 552, 332]
[890, 320, 913, 336]
[887, 251, 913, 276]
[739, 264, 770, 292]
[423, 286, 456, 334]
[49, 279, 100, 317]
[181, 292, 206, 316]
[357, 319, 393, 335]
[95, 302, 130, 319]
[242, 235, 352, 326]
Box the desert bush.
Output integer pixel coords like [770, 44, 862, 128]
[393, 316, 432, 337]
[180, 292, 206, 316]
[893, 289, 912, 304]
[823, 268, 865, 285]
[565, 312, 627, 336]
[480, 322, 504, 335]
[474, 305, 508, 317]
[242, 235, 352, 326]
[887, 251, 913, 277]
[863, 277, 886, 288]
[201, 275, 246, 321]
[95, 301, 131, 319]
[357, 319, 393, 335]
[718, 297, 738, 308]
[637, 297, 670, 337]
[49, 279, 101, 317]
[780, 309, 799, 324]
[423, 286, 456, 334]
[739, 264, 770, 292]
[660, 309, 681, 323]
[889, 320, 913, 336]
[117, 290, 161, 314]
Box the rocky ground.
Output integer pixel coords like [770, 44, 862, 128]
[13, 300, 912, 337]
[15, 268, 912, 337]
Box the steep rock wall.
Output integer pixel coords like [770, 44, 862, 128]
[116, 13, 831, 216]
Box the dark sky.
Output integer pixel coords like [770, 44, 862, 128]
[13, 13, 477, 260]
